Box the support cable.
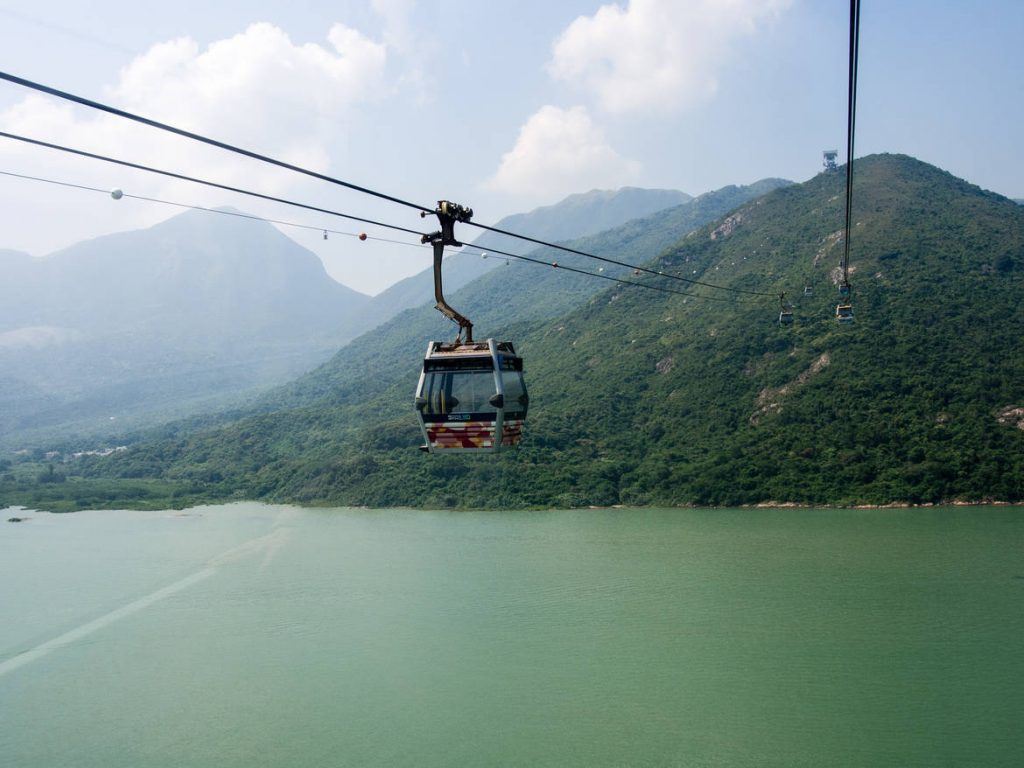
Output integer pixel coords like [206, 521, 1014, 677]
[0, 167, 727, 303]
[459, 243, 734, 303]
[0, 71, 779, 299]
[841, 0, 860, 288]
[464, 220, 777, 297]
[0, 131, 428, 239]
[0, 169, 427, 248]
[0, 71, 430, 214]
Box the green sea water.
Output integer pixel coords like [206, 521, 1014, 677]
[1, 504, 1022, 767]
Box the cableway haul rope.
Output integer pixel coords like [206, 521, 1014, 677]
[0, 169, 421, 247]
[841, 0, 860, 290]
[0, 130, 427, 238]
[466, 220, 776, 297]
[833, 0, 859, 324]
[459, 243, 735, 302]
[0, 166, 729, 303]
[0, 71, 431, 214]
[0, 70, 777, 300]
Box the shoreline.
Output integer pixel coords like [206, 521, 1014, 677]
[5, 498, 1024, 515]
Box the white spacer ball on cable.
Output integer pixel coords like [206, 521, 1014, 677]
[110, 188, 123, 200]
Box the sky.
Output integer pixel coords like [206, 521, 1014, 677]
[0, 0, 1021, 295]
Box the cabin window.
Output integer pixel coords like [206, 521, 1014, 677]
[422, 369, 497, 415]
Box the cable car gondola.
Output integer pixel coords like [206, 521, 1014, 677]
[415, 340, 527, 452]
[414, 200, 528, 453]
[778, 293, 794, 325]
[835, 279, 854, 323]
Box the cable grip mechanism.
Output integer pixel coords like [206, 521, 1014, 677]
[421, 200, 475, 342]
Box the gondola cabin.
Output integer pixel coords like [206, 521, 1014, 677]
[778, 294, 794, 325]
[415, 339, 527, 452]
[835, 303, 854, 323]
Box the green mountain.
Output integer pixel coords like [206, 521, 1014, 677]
[348, 186, 694, 337]
[8, 155, 1024, 510]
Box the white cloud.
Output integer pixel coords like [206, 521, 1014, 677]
[550, 0, 792, 114]
[370, 0, 436, 102]
[0, 21, 400, 282]
[371, 0, 416, 47]
[486, 105, 640, 203]
[0, 22, 388, 192]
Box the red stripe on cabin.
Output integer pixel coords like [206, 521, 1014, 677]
[426, 419, 524, 449]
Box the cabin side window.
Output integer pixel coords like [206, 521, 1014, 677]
[501, 370, 528, 417]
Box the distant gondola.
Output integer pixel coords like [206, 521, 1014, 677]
[778, 293, 794, 325]
[836, 279, 854, 323]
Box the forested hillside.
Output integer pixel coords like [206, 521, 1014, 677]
[6, 155, 1023, 510]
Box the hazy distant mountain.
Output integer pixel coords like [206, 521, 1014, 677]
[494, 187, 693, 243]
[0, 250, 34, 291]
[0, 248, 33, 264]
[0, 209, 367, 336]
[0, 208, 369, 445]
[350, 186, 694, 337]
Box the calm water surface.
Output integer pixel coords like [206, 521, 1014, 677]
[1, 503, 1022, 767]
